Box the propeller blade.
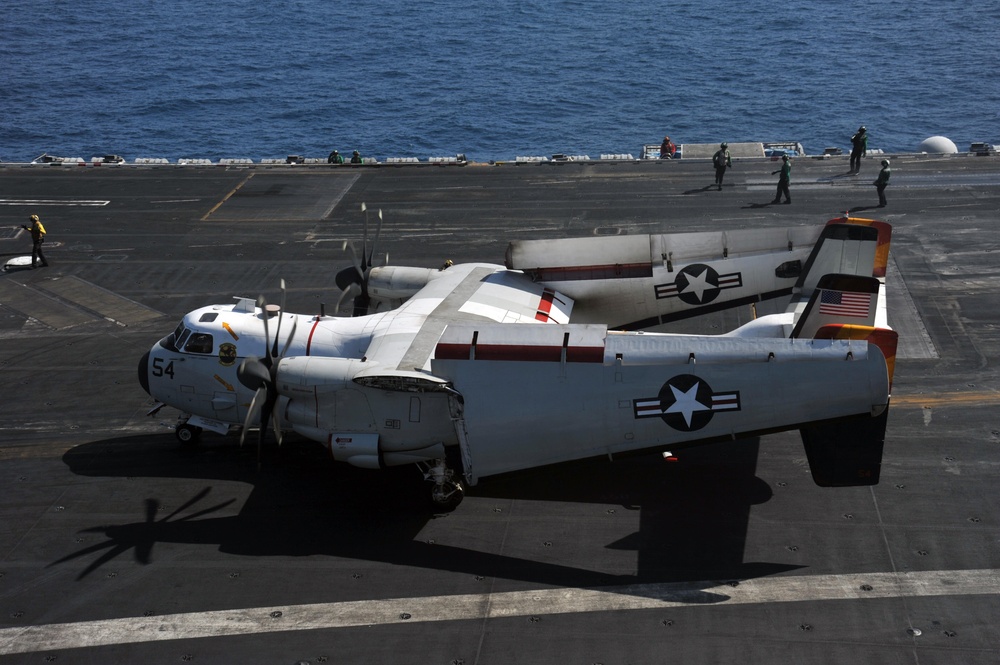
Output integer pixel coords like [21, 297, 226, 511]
[335, 241, 365, 295]
[368, 208, 383, 268]
[272, 403, 284, 446]
[353, 292, 371, 318]
[237, 356, 270, 391]
[278, 317, 298, 357]
[271, 279, 286, 358]
[335, 283, 361, 314]
[361, 202, 369, 273]
[258, 296, 273, 366]
[240, 385, 267, 447]
[334, 266, 361, 292]
[258, 393, 276, 469]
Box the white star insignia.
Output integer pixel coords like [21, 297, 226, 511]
[664, 382, 711, 427]
[680, 269, 714, 302]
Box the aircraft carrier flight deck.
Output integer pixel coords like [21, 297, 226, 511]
[1, 151, 999, 663]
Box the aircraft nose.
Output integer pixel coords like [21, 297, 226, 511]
[138, 350, 150, 395]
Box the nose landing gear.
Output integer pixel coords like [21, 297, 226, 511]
[175, 423, 203, 446]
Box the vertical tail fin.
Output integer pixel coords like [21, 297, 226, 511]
[799, 323, 896, 487]
[796, 223, 879, 294]
[825, 217, 892, 278]
[791, 220, 894, 487]
[790, 274, 881, 339]
[800, 406, 889, 486]
[796, 281, 898, 488]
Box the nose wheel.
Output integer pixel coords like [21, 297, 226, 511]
[175, 423, 203, 446]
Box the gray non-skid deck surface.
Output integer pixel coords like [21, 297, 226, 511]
[207, 172, 359, 222]
[0, 155, 999, 663]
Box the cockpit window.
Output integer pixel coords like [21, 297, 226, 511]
[162, 322, 188, 352]
[184, 333, 214, 354]
[199, 312, 219, 323]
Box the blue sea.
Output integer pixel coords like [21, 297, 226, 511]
[3, 0, 998, 162]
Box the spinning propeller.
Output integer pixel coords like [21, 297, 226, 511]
[335, 203, 387, 316]
[236, 279, 297, 466]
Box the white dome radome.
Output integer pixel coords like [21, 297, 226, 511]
[918, 136, 958, 153]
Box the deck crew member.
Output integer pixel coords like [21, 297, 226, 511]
[328, 149, 344, 164]
[351, 150, 363, 164]
[850, 125, 868, 173]
[21, 215, 48, 268]
[713, 143, 732, 190]
[771, 155, 791, 204]
[874, 159, 891, 207]
[660, 136, 676, 159]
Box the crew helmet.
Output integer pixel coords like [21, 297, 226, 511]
[29, 215, 39, 222]
[881, 159, 890, 167]
[721, 142, 728, 149]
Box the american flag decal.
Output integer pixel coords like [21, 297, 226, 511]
[818, 290, 871, 318]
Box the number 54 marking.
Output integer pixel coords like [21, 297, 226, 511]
[152, 357, 175, 379]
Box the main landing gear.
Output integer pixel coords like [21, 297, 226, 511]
[422, 459, 464, 511]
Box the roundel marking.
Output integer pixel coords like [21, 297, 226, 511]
[675, 263, 721, 305]
[657, 373, 716, 431]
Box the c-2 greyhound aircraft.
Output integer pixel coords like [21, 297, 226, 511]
[139, 213, 895, 508]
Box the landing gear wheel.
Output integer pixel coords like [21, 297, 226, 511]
[430, 480, 464, 512]
[175, 423, 203, 446]
[422, 458, 465, 512]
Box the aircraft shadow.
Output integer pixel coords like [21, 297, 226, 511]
[58, 433, 798, 598]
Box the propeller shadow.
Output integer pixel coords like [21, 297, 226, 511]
[57, 432, 798, 597]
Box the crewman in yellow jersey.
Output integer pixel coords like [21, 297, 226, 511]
[21, 214, 49, 268]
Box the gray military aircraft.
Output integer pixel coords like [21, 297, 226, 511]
[138, 213, 895, 509]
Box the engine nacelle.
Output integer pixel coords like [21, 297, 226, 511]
[276, 357, 460, 467]
[277, 356, 377, 434]
[276, 356, 364, 392]
[368, 266, 438, 301]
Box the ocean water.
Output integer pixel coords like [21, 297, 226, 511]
[3, 0, 998, 162]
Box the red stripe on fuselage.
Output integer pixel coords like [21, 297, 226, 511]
[435, 343, 604, 363]
[525, 263, 653, 282]
[306, 317, 321, 355]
